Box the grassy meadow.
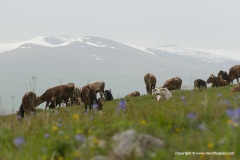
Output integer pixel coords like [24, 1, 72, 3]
[0, 85, 239, 160]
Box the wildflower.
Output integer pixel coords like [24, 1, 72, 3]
[207, 143, 214, 148]
[226, 108, 240, 126]
[17, 115, 22, 121]
[198, 123, 207, 131]
[227, 119, 233, 124]
[88, 129, 93, 134]
[226, 108, 240, 119]
[180, 96, 187, 106]
[71, 151, 81, 159]
[14, 136, 25, 149]
[57, 122, 62, 127]
[75, 134, 86, 142]
[42, 155, 47, 160]
[58, 156, 64, 160]
[175, 128, 180, 133]
[199, 154, 205, 159]
[91, 137, 99, 145]
[186, 112, 198, 125]
[186, 112, 198, 120]
[119, 99, 126, 110]
[217, 93, 222, 97]
[52, 125, 58, 132]
[227, 119, 239, 127]
[59, 131, 65, 135]
[116, 99, 126, 113]
[55, 111, 59, 115]
[72, 114, 79, 120]
[180, 96, 186, 101]
[76, 129, 82, 134]
[140, 119, 146, 126]
[92, 101, 98, 110]
[64, 135, 69, 140]
[44, 133, 50, 139]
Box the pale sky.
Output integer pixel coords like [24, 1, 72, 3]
[1, 0, 240, 49]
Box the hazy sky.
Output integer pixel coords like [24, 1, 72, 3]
[1, 0, 240, 49]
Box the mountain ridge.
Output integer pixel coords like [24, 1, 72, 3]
[0, 36, 239, 115]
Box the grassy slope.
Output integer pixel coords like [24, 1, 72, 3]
[0, 85, 239, 160]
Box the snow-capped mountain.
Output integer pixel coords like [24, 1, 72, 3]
[0, 36, 239, 114]
[129, 44, 240, 62]
[0, 35, 116, 53]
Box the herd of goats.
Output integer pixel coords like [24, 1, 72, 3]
[16, 65, 240, 119]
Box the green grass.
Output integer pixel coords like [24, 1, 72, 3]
[0, 85, 239, 160]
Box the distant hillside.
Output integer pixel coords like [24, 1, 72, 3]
[0, 36, 239, 114]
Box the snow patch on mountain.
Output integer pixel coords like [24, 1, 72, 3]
[0, 35, 239, 64]
[125, 44, 154, 54]
[0, 35, 119, 53]
[158, 46, 240, 61]
[92, 54, 104, 60]
[126, 44, 240, 62]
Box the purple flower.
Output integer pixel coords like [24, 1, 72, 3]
[180, 96, 187, 106]
[57, 122, 61, 127]
[186, 112, 198, 120]
[14, 137, 25, 149]
[198, 123, 207, 131]
[186, 112, 198, 125]
[75, 134, 86, 142]
[92, 102, 98, 110]
[45, 133, 50, 139]
[226, 108, 240, 120]
[55, 111, 59, 115]
[119, 99, 126, 111]
[116, 99, 127, 114]
[217, 93, 222, 97]
[17, 115, 22, 121]
[180, 96, 186, 101]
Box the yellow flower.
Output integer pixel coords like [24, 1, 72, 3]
[52, 125, 58, 132]
[76, 129, 82, 134]
[208, 143, 214, 148]
[41, 156, 47, 160]
[58, 156, 64, 160]
[227, 119, 233, 124]
[175, 128, 180, 133]
[64, 135, 69, 140]
[225, 154, 231, 160]
[72, 114, 79, 120]
[91, 137, 99, 145]
[140, 119, 146, 126]
[227, 119, 239, 127]
[71, 151, 81, 158]
[88, 129, 93, 134]
[199, 154, 205, 159]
